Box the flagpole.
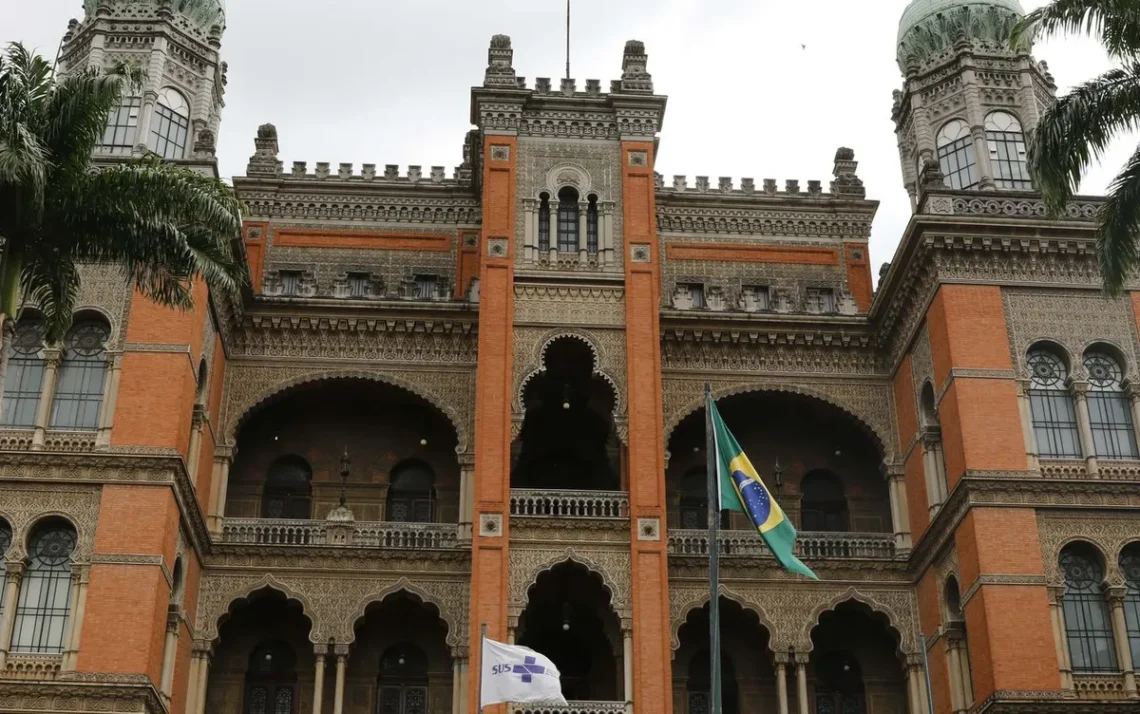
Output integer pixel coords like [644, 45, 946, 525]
[703, 383, 722, 714]
[565, 0, 571, 80]
[478, 622, 486, 714]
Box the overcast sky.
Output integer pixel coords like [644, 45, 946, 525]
[4, 0, 1136, 274]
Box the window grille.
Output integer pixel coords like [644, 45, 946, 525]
[101, 97, 141, 154]
[586, 196, 599, 254]
[937, 120, 979, 190]
[347, 273, 370, 298]
[1060, 544, 1118, 672]
[1027, 350, 1082, 458]
[985, 111, 1032, 190]
[50, 321, 110, 430]
[279, 271, 302, 296]
[538, 194, 551, 252]
[1084, 353, 1138, 459]
[11, 523, 77, 653]
[244, 641, 297, 714]
[557, 188, 579, 253]
[1, 319, 46, 427]
[150, 88, 190, 160]
[414, 275, 439, 300]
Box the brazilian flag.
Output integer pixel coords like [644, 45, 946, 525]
[708, 397, 818, 580]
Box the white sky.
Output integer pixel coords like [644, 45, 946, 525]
[3, 0, 1136, 274]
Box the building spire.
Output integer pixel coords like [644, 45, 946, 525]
[566, 0, 571, 80]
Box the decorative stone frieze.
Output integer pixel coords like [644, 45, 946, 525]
[1036, 513, 1140, 586]
[513, 284, 625, 326]
[0, 484, 101, 562]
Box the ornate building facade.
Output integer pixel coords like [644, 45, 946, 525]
[1, 0, 1138, 713]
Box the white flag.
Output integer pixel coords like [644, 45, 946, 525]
[480, 638, 567, 707]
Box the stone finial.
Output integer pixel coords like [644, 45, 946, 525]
[919, 156, 946, 190]
[718, 177, 733, 193]
[484, 34, 517, 88]
[430, 166, 445, 183]
[407, 165, 422, 183]
[879, 262, 892, 283]
[536, 77, 551, 93]
[673, 175, 686, 190]
[384, 164, 398, 180]
[362, 164, 376, 180]
[315, 162, 330, 179]
[192, 129, 216, 158]
[741, 178, 755, 194]
[830, 147, 866, 198]
[585, 79, 601, 95]
[695, 176, 710, 192]
[292, 161, 307, 177]
[807, 180, 822, 196]
[619, 39, 653, 94]
[561, 78, 576, 95]
[247, 123, 279, 176]
[785, 179, 800, 194]
[763, 179, 777, 195]
[338, 163, 353, 179]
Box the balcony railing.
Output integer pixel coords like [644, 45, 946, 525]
[1040, 459, 1140, 481]
[509, 489, 630, 519]
[668, 529, 897, 559]
[1073, 673, 1130, 700]
[220, 518, 463, 549]
[512, 702, 629, 714]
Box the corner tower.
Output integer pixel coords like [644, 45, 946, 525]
[58, 0, 227, 166]
[891, 0, 1056, 208]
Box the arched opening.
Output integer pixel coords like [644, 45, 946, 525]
[50, 316, 111, 430]
[557, 187, 580, 253]
[151, 87, 190, 159]
[512, 338, 620, 491]
[207, 588, 314, 714]
[1027, 347, 1082, 459]
[809, 601, 906, 714]
[538, 192, 552, 253]
[387, 460, 436, 523]
[261, 456, 313, 519]
[196, 358, 209, 406]
[1082, 349, 1138, 459]
[984, 111, 1031, 190]
[229, 379, 459, 523]
[351, 593, 451, 714]
[919, 382, 949, 512]
[1, 315, 46, 427]
[674, 598, 772, 714]
[518, 562, 623, 702]
[1120, 543, 1140, 669]
[936, 119, 978, 190]
[171, 556, 185, 606]
[586, 194, 599, 255]
[12, 518, 77, 654]
[942, 574, 974, 710]
[1059, 542, 1117, 672]
[800, 470, 849, 532]
[667, 392, 888, 534]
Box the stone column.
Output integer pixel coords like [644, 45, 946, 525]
[906, 664, 921, 714]
[1071, 381, 1099, 476]
[159, 607, 181, 701]
[134, 37, 169, 155]
[1108, 587, 1137, 695]
[31, 348, 61, 448]
[1047, 586, 1074, 689]
[458, 458, 474, 542]
[0, 563, 24, 669]
[522, 199, 536, 263]
[1128, 384, 1140, 453]
[602, 204, 615, 266]
[60, 569, 83, 671]
[332, 645, 348, 714]
[96, 352, 124, 447]
[452, 656, 462, 714]
[312, 645, 327, 714]
[208, 448, 233, 536]
[774, 653, 790, 714]
[1016, 379, 1041, 474]
[193, 644, 212, 714]
[185, 650, 201, 714]
[549, 199, 560, 264]
[186, 405, 206, 486]
[945, 630, 966, 714]
[795, 656, 809, 714]
[623, 626, 634, 703]
[578, 201, 589, 263]
[884, 462, 911, 550]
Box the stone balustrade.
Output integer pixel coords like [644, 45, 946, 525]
[509, 489, 630, 519]
[1073, 673, 1130, 700]
[220, 518, 462, 549]
[3, 653, 62, 681]
[667, 529, 897, 559]
[512, 702, 629, 714]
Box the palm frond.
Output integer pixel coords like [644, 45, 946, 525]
[1027, 63, 1140, 212]
[1096, 141, 1140, 293]
[42, 66, 131, 176]
[1012, 0, 1140, 60]
[19, 250, 80, 342]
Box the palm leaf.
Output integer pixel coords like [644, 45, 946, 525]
[1011, 0, 1140, 60]
[1096, 142, 1140, 293]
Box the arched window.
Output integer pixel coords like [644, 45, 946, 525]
[101, 96, 141, 155]
[557, 187, 580, 253]
[0, 520, 10, 619]
[50, 319, 110, 430]
[688, 649, 739, 714]
[196, 358, 209, 407]
[1060, 543, 1117, 672]
[1084, 352, 1138, 459]
[170, 557, 184, 607]
[2, 318, 46, 427]
[800, 470, 849, 532]
[538, 193, 551, 252]
[1027, 349, 1082, 459]
[261, 456, 312, 519]
[937, 119, 979, 190]
[985, 111, 1032, 190]
[150, 88, 190, 160]
[679, 468, 709, 530]
[814, 651, 865, 714]
[11, 521, 76, 653]
[1119, 544, 1140, 672]
[378, 643, 429, 714]
[586, 195, 599, 255]
[387, 460, 436, 523]
[943, 575, 974, 707]
[920, 382, 949, 511]
[244, 640, 298, 714]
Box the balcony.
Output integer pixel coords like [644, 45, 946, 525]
[509, 489, 630, 519]
[220, 518, 464, 549]
[1073, 674, 1131, 701]
[512, 703, 629, 714]
[1040, 459, 1140, 480]
[668, 529, 897, 559]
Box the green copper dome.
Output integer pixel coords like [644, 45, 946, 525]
[897, 0, 1024, 70]
[84, 0, 225, 31]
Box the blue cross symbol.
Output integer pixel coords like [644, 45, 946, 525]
[512, 656, 545, 683]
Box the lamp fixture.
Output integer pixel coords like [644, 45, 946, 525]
[561, 601, 572, 631]
[420, 438, 428, 446]
[561, 383, 571, 410]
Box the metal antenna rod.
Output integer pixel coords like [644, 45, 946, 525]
[565, 0, 571, 80]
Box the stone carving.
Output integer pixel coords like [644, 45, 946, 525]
[513, 327, 627, 421]
[74, 264, 132, 350]
[1036, 512, 1140, 586]
[660, 335, 882, 376]
[668, 581, 919, 655]
[514, 285, 625, 326]
[220, 365, 475, 452]
[0, 485, 101, 562]
[656, 206, 874, 240]
[195, 571, 469, 648]
[909, 323, 934, 405]
[662, 377, 896, 459]
[1003, 288, 1140, 378]
[508, 547, 632, 620]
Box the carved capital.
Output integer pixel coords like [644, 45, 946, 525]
[4, 561, 25, 584]
[1069, 379, 1090, 400]
[333, 644, 350, 657]
[1106, 585, 1129, 606]
[42, 348, 63, 369]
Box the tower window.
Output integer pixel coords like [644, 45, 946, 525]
[279, 271, 303, 296]
[985, 111, 1032, 190]
[937, 119, 979, 191]
[538, 193, 551, 252]
[1, 318, 46, 427]
[347, 273, 371, 298]
[805, 288, 836, 314]
[1027, 349, 1082, 458]
[557, 187, 580, 253]
[101, 97, 141, 155]
[1084, 352, 1138, 459]
[586, 195, 599, 254]
[1060, 543, 1118, 673]
[414, 275, 439, 300]
[50, 319, 110, 431]
[150, 87, 190, 160]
